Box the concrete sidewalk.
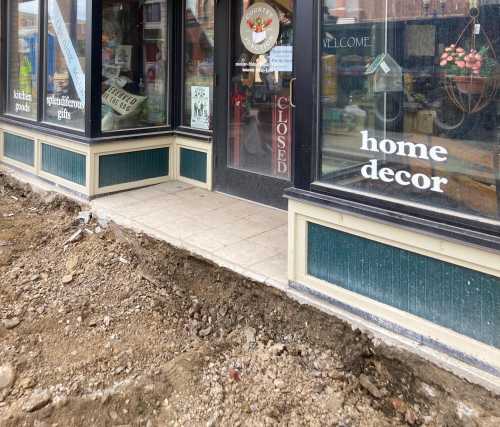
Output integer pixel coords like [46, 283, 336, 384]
[92, 181, 288, 290]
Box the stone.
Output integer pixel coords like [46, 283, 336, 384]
[359, 374, 386, 399]
[2, 317, 21, 330]
[0, 364, 16, 390]
[64, 229, 83, 245]
[18, 376, 36, 390]
[269, 343, 286, 356]
[23, 390, 52, 412]
[62, 274, 74, 285]
[199, 326, 213, 337]
[78, 211, 92, 224]
[243, 327, 256, 344]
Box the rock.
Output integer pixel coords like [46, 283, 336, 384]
[78, 211, 92, 224]
[0, 364, 16, 390]
[103, 316, 111, 327]
[199, 326, 213, 337]
[23, 390, 52, 412]
[30, 274, 40, 282]
[207, 411, 220, 427]
[456, 401, 479, 420]
[189, 302, 202, 317]
[18, 376, 36, 390]
[62, 274, 74, 284]
[359, 374, 386, 399]
[2, 317, 21, 330]
[243, 327, 256, 344]
[66, 256, 79, 272]
[64, 229, 83, 245]
[269, 343, 286, 356]
[324, 393, 344, 414]
[420, 382, 437, 398]
[405, 408, 418, 425]
[228, 368, 241, 382]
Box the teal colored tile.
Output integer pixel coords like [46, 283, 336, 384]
[4, 133, 34, 166]
[180, 148, 207, 183]
[41, 144, 86, 186]
[99, 148, 169, 188]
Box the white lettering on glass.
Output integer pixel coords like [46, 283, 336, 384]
[359, 131, 449, 193]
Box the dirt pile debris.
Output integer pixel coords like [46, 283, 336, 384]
[0, 172, 499, 426]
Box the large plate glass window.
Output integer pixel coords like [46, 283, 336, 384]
[44, 0, 87, 130]
[101, 0, 169, 132]
[319, 0, 500, 224]
[183, 0, 215, 130]
[7, 0, 39, 119]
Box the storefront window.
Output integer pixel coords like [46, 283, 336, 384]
[44, 0, 86, 130]
[183, 0, 214, 130]
[7, 0, 39, 120]
[101, 0, 168, 132]
[319, 0, 500, 223]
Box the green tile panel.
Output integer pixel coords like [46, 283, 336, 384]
[99, 148, 169, 188]
[3, 133, 35, 166]
[307, 222, 500, 349]
[179, 147, 207, 183]
[41, 144, 86, 186]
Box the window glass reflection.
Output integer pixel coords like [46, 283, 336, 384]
[101, 0, 168, 132]
[45, 0, 86, 130]
[184, 0, 214, 130]
[7, 0, 39, 120]
[320, 0, 500, 222]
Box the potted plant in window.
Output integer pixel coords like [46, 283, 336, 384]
[439, 44, 496, 94]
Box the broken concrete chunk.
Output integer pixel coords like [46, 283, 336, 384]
[78, 211, 92, 224]
[2, 317, 21, 330]
[64, 229, 83, 245]
[0, 364, 16, 391]
[23, 390, 52, 412]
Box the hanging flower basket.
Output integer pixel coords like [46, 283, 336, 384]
[452, 75, 487, 94]
[437, 7, 498, 113]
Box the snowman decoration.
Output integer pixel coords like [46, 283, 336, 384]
[246, 16, 274, 45]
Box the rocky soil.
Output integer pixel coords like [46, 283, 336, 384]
[0, 172, 499, 427]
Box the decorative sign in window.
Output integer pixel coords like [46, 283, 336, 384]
[45, 0, 87, 130]
[7, 0, 39, 120]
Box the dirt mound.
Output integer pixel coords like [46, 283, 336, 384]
[0, 174, 499, 426]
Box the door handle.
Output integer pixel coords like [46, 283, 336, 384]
[289, 78, 296, 108]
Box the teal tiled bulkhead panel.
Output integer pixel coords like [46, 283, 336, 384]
[307, 222, 500, 349]
[41, 143, 86, 186]
[4, 133, 35, 166]
[99, 148, 169, 188]
[180, 147, 207, 183]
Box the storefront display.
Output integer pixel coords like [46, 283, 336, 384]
[319, 0, 500, 223]
[6, 0, 39, 120]
[45, 0, 86, 130]
[101, 0, 168, 132]
[184, 0, 214, 130]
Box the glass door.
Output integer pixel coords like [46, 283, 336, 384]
[214, 0, 295, 209]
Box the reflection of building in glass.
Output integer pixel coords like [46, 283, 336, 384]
[325, 0, 472, 21]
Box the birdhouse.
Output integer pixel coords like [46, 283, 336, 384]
[365, 53, 403, 93]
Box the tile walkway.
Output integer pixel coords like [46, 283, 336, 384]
[91, 181, 289, 290]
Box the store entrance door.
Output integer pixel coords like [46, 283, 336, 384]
[214, 0, 295, 209]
